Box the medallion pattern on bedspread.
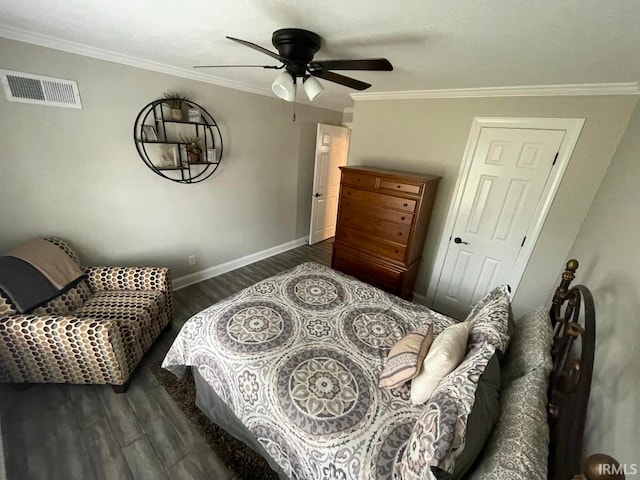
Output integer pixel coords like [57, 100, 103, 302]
[341, 308, 410, 356]
[285, 273, 347, 311]
[278, 348, 370, 434]
[163, 262, 459, 480]
[216, 300, 294, 353]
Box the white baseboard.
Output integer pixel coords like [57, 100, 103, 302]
[172, 237, 308, 290]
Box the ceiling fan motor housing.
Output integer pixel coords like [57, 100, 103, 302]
[272, 28, 321, 77]
[202, 29, 391, 92]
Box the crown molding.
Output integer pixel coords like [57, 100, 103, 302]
[350, 83, 640, 101]
[0, 25, 344, 112]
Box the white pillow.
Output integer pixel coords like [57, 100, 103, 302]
[410, 322, 470, 405]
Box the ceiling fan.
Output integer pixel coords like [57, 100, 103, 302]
[194, 28, 393, 102]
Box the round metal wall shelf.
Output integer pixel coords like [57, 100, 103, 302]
[133, 99, 223, 184]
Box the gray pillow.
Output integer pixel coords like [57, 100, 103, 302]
[501, 306, 554, 386]
[467, 368, 550, 480]
[432, 352, 501, 480]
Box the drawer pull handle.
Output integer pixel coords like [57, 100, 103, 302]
[397, 185, 401, 189]
[400, 216, 405, 220]
[394, 249, 399, 254]
[397, 232, 402, 236]
[403, 203, 408, 207]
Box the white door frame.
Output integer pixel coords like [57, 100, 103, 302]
[425, 116, 585, 305]
[308, 124, 350, 245]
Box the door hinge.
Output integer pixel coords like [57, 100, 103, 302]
[521, 236, 526, 247]
[552, 152, 559, 166]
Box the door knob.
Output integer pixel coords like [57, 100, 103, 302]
[314, 193, 323, 197]
[454, 237, 469, 245]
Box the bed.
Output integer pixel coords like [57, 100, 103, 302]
[163, 260, 596, 480]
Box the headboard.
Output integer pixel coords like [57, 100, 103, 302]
[548, 259, 596, 480]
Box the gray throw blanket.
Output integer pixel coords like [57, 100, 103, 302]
[0, 256, 60, 313]
[9, 238, 83, 290]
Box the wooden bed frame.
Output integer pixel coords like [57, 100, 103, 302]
[549, 260, 624, 480]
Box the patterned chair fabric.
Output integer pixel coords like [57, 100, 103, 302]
[0, 238, 173, 389]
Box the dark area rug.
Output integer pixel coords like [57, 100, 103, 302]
[151, 362, 279, 480]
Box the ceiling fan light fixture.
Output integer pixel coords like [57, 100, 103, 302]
[272, 71, 296, 102]
[303, 76, 324, 101]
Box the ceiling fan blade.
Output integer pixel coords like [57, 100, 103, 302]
[310, 58, 393, 71]
[311, 70, 371, 91]
[193, 65, 282, 69]
[226, 36, 289, 63]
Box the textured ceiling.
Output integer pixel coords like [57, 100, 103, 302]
[1, 0, 639, 109]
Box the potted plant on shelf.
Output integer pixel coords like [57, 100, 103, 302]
[163, 91, 189, 121]
[184, 137, 203, 163]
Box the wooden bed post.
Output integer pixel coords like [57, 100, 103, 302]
[550, 258, 579, 326]
[548, 258, 598, 480]
[573, 454, 626, 480]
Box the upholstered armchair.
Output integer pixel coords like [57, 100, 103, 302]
[0, 237, 173, 392]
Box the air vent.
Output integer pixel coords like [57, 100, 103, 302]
[0, 69, 82, 109]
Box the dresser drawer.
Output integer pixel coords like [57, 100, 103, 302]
[341, 187, 417, 212]
[332, 248, 402, 290]
[335, 227, 407, 261]
[337, 215, 411, 246]
[339, 199, 414, 226]
[341, 171, 377, 189]
[378, 179, 423, 196]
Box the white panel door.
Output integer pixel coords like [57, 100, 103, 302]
[432, 127, 565, 319]
[309, 124, 350, 245]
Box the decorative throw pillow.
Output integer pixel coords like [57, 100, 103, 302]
[501, 305, 554, 386]
[379, 323, 434, 389]
[410, 322, 471, 405]
[467, 368, 550, 480]
[432, 352, 501, 480]
[465, 285, 512, 355]
[401, 342, 497, 479]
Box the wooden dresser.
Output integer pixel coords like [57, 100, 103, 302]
[331, 166, 440, 300]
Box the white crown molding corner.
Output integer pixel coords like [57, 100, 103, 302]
[0, 25, 344, 112]
[343, 107, 354, 114]
[172, 237, 308, 290]
[350, 83, 640, 101]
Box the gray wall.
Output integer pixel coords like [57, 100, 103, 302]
[348, 95, 637, 315]
[0, 38, 342, 278]
[567, 102, 640, 464]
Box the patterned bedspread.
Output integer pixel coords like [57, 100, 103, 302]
[163, 262, 457, 479]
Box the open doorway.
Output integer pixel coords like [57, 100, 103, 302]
[308, 124, 351, 245]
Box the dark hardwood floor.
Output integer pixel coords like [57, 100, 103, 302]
[0, 239, 333, 480]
